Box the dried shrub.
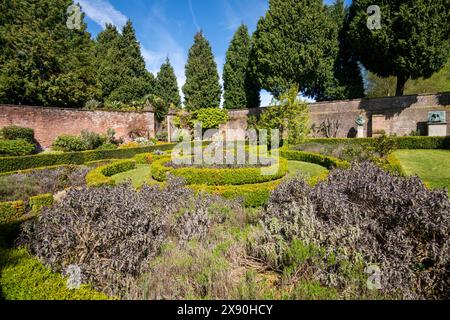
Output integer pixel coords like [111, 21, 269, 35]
[253, 162, 450, 299]
[18, 177, 240, 298]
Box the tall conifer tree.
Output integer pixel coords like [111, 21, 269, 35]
[183, 32, 222, 110]
[155, 58, 181, 109]
[223, 24, 260, 109]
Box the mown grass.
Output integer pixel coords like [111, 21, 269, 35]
[111, 164, 154, 188]
[393, 150, 450, 194]
[287, 160, 328, 179]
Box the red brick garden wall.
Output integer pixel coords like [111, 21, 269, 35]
[0, 105, 155, 148]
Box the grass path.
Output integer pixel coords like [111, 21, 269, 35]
[287, 161, 328, 179]
[393, 150, 450, 193]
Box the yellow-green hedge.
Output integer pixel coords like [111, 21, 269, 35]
[0, 143, 176, 173]
[151, 156, 288, 186]
[0, 201, 25, 223]
[191, 179, 284, 207]
[86, 159, 137, 187]
[0, 247, 110, 300]
[29, 194, 54, 214]
[280, 149, 350, 169]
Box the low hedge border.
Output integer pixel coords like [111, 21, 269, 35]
[0, 143, 176, 173]
[300, 136, 450, 150]
[29, 194, 54, 214]
[151, 156, 288, 186]
[0, 201, 25, 223]
[86, 159, 137, 187]
[280, 149, 350, 169]
[0, 193, 55, 222]
[191, 179, 284, 207]
[0, 247, 110, 300]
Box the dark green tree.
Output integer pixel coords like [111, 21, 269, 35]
[0, 0, 99, 107]
[251, 0, 338, 99]
[318, 0, 365, 101]
[347, 0, 450, 96]
[156, 58, 181, 109]
[95, 20, 154, 104]
[183, 32, 222, 110]
[223, 24, 260, 109]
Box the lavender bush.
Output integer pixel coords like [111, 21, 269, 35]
[254, 162, 449, 299]
[18, 178, 238, 298]
[0, 166, 89, 202]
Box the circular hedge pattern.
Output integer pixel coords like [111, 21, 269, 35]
[151, 156, 288, 186]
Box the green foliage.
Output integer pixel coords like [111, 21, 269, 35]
[298, 136, 450, 150]
[29, 194, 54, 214]
[0, 0, 100, 107]
[223, 24, 260, 109]
[0, 247, 109, 300]
[52, 135, 87, 152]
[319, 0, 365, 101]
[251, 0, 339, 99]
[80, 130, 107, 150]
[0, 126, 34, 143]
[373, 134, 398, 158]
[366, 59, 450, 97]
[183, 32, 222, 110]
[0, 143, 175, 173]
[86, 160, 137, 187]
[280, 149, 350, 170]
[95, 21, 154, 105]
[252, 85, 310, 145]
[151, 157, 288, 186]
[155, 58, 181, 110]
[191, 179, 283, 208]
[191, 108, 229, 130]
[0, 201, 25, 223]
[348, 0, 450, 96]
[0, 139, 35, 156]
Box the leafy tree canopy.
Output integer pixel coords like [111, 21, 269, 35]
[347, 0, 450, 96]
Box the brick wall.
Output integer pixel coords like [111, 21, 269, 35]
[0, 105, 155, 148]
[220, 92, 450, 138]
[1, 92, 449, 148]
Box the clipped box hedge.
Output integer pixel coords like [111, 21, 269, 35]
[0, 200, 25, 223]
[0, 143, 175, 173]
[29, 194, 54, 214]
[302, 136, 450, 150]
[0, 247, 109, 300]
[191, 179, 284, 207]
[280, 149, 350, 169]
[86, 159, 137, 187]
[151, 156, 288, 186]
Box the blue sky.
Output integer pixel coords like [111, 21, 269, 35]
[77, 0, 352, 105]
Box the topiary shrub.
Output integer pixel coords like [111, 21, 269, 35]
[0, 139, 35, 156]
[253, 162, 450, 299]
[52, 135, 88, 152]
[0, 126, 35, 143]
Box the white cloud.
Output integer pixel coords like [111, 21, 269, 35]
[187, 0, 200, 31]
[77, 0, 127, 29]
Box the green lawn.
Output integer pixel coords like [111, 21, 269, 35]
[111, 164, 154, 188]
[393, 150, 450, 193]
[287, 161, 328, 179]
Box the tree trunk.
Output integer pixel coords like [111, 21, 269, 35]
[395, 74, 408, 96]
